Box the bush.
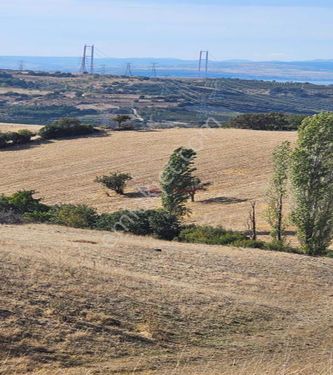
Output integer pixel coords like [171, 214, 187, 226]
[178, 225, 246, 245]
[228, 113, 305, 131]
[0, 210, 22, 225]
[1, 190, 48, 214]
[232, 239, 266, 249]
[39, 118, 97, 140]
[50, 204, 98, 228]
[96, 172, 132, 195]
[15, 129, 34, 144]
[0, 129, 34, 148]
[23, 210, 53, 223]
[96, 210, 153, 235]
[264, 240, 301, 254]
[95, 209, 180, 240]
[148, 210, 180, 240]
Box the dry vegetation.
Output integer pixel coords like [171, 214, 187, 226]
[0, 126, 296, 236]
[1, 126, 333, 374]
[1, 224, 333, 375]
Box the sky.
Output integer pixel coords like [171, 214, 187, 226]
[1, 0, 333, 61]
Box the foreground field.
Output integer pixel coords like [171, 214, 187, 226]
[0, 224, 332, 374]
[0, 126, 297, 236]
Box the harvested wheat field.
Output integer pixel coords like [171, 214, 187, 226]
[0, 126, 297, 235]
[0, 224, 333, 374]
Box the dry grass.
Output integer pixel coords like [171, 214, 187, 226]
[1, 126, 332, 374]
[0, 127, 296, 235]
[0, 224, 332, 374]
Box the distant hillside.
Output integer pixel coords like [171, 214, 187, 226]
[2, 56, 333, 83]
[1, 71, 333, 126]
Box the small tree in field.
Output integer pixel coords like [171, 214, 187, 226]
[113, 115, 131, 129]
[290, 113, 333, 256]
[96, 172, 132, 195]
[160, 147, 198, 216]
[247, 201, 257, 240]
[186, 178, 211, 202]
[266, 141, 291, 242]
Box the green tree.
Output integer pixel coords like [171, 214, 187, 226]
[113, 115, 131, 129]
[160, 147, 197, 216]
[266, 141, 291, 242]
[290, 113, 333, 256]
[188, 178, 211, 202]
[96, 172, 132, 195]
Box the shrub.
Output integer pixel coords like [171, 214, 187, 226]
[0, 129, 34, 148]
[0, 195, 12, 211]
[15, 129, 34, 144]
[178, 225, 245, 245]
[148, 210, 180, 240]
[23, 210, 53, 223]
[6, 190, 48, 214]
[50, 204, 98, 228]
[228, 113, 305, 131]
[39, 118, 97, 139]
[0, 210, 22, 225]
[95, 209, 180, 240]
[96, 172, 132, 195]
[0, 133, 7, 148]
[232, 239, 266, 249]
[96, 210, 153, 235]
[264, 240, 301, 254]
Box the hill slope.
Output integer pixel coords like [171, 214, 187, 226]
[0, 224, 332, 374]
[0, 127, 296, 235]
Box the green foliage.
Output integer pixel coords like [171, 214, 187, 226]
[96, 172, 132, 195]
[147, 210, 181, 240]
[228, 113, 305, 131]
[113, 115, 132, 129]
[232, 239, 266, 249]
[23, 210, 53, 223]
[2, 190, 48, 214]
[4, 105, 97, 125]
[0, 129, 34, 148]
[178, 225, 246, 246]
[160, 147, 198, 216]
[50, 204, 98, 228]
[95, 209, 180, 240]
[291, 113, 333, 256]
[39, 118, 97, 139]
[266, 141, 291, 241]
[264, 240, 300, 254]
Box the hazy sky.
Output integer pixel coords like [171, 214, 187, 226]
[1, 0, 333, 60]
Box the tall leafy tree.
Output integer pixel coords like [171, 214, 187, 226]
[266, 141, 291, 242]
[290, 113, 333, 256]
[160, 147, 197, 216]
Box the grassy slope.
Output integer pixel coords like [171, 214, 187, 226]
[0, 127, 296, 237]
[0, 224, 332, 375]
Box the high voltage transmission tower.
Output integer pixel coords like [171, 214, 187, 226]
[151, 63, 158, 78]
[125, 63, 133, 77]
[80, 44, 95, 74]
[198, 50, 209, 78]
[18, 60, 24, 72]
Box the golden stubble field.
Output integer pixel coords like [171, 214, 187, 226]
[0, 125, 297, 235]
[1, 125, 333, 374]
[0, 224, 332, 375]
